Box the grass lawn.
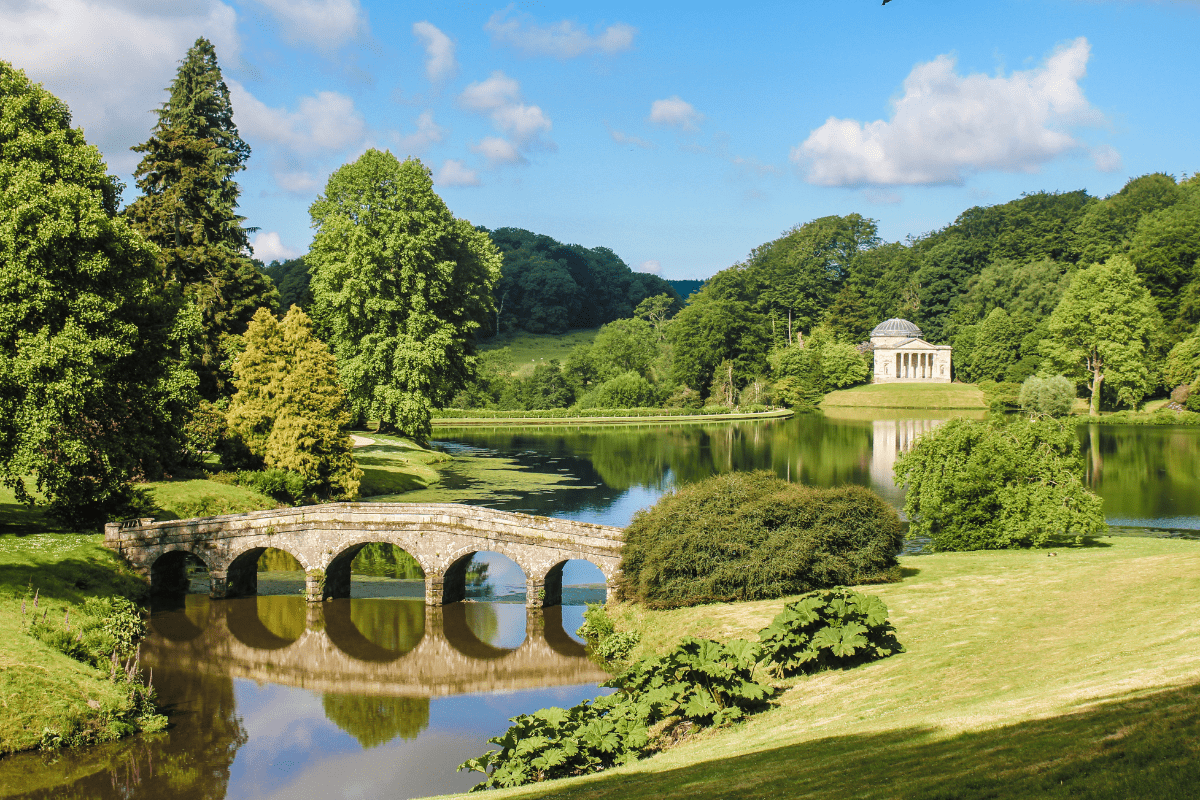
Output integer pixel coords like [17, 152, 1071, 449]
[0, 532, 150, 755]
[144, 479, 277, 520]
[355, 432, 454, 495]
[822, 382, 988, 409]
[446, 537, 1200, 799]
[479, 328, 600, 376]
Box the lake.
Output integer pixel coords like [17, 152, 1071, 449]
[3, 410, 1197, 799]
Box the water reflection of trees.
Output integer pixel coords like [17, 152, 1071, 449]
[347, 598, 425, 653]
[321, 694, 430, 748]
[1081, 424, 1200, 520]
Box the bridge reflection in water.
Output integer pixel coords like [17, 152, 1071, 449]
[144, 594, 609, 700]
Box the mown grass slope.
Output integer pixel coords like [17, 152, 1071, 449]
[446, 537, 1200, 799]
[822, 382, 988, 409]
[479, 328, 600, 376]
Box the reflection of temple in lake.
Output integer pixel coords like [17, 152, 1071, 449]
[869, 417, 947, 488]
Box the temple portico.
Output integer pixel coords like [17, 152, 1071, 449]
[869, 319, 952, 384]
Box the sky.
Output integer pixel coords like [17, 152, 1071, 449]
[4, 0, 1199, 280]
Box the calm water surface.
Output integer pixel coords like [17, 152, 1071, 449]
[4, 410, 1198, 799]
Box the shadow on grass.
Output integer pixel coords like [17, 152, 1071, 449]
[0, 557, 147, 605]
[510, 682, 1200, 800]
[0, 501, 57, 536]
[899, 567, 921, 579]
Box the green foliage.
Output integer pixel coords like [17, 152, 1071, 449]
[229, 468, 306, 504]
[577, 604, 641, 664]
[225, 307, 360, 499]
[618, 471, 903, 609]
[1042, 256, 1164, 413]
[182, 399, 227, 463]
[579, 372, 659, 410]
[895, 417, 1106, 551]
[0, 61, 189, 528]
[487, 228, 679, 335]
[770, 334, 870, 408]
[264, 257, 312, 311]
[123, 38, 278, 399]
[1018, 375, 1077, 417]
[308, 152, 501, 439]
[757, 589, 904, 677]
[1163, 327, 1200, 390]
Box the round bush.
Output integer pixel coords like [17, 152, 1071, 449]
[617, 471, 904, 609]
[1018, 374, 1076, 417]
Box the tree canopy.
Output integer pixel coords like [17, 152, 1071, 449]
[0, 61, 189, 526]
[308, 151, 501, 439]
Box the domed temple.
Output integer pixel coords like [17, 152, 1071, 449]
[870, 318, 952, 383]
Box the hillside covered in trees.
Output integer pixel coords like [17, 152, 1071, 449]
[260, 227, 680, 338]
[450, 173, 1200, 416]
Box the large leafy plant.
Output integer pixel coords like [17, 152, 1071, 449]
[757, 589, 904, 677]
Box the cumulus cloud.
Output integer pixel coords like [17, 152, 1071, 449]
[609, 127, 655, 149]
[392, 110, 445, 154]
[251, 231, 301, 262]
[273, 169, 324, 194]
[484, 8, 635, 58]
[639, 260, 662, 274]
[1092, 144, 1123, 172]
[471, 137, 526, 166]
[412, 21, 456, 83]
[230, 81, 367, 153]
[649, 96, 703, 131]
[250, 0, 364, 49]
[0, 0, 240, 174]
[435, 159, 481, 187]
[459, 72, 553, 156]
[793, 37, 1111, 187]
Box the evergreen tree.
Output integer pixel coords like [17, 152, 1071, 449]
[265, 308, 361, 499]
[308, 151, 502, 440]
[125, 37, 278, 399]
[226, 307, 360, 499]
[0, 62, 191, 526]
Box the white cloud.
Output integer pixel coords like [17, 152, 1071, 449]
[230, 81, 366, 153]
[1092, 144, 1123, 172]
[251, 231, 301, 262]
[0, 0, 241, 174]
[484, 7, 635, 58]
[250, 0, 363, 49]
[435, 159, 481, 187]
[459, 72, 554, 157]
[609, 127, 655, 149]
[392, 110, 445, 154]
[639, 260, 662, 274]
[649, 96, 703, 131]
[412, 21, 456, 83]
[471, 137, 526, 166]
[793, 37, 1111, 187]
[273, 169, 323, 194]
[459, 71, 521, 112]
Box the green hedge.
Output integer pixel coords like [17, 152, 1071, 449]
[432, 406, 782, 420]
[617, 471, 904, 609]
[1074, 409, 1200, 426]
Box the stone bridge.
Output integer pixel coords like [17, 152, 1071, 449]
[105, 503, 624, 608]
[142, 598, 609, 697]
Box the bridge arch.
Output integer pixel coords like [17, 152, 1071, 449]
[324, 538, 430, 601]
[224, 596, 305, 651]
[222, 544, 310, 599]
[440, 547, 531, 604]
[149, 548, 212, 596]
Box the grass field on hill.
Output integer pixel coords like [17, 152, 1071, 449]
[479, 328, 600, 376]
[822, 382, 988, 409]
[454, 536, 1200, 800]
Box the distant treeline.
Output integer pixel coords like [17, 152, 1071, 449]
[260, 227, 682, 336]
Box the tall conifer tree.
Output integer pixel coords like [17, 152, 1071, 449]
[125, 38, 278, 399]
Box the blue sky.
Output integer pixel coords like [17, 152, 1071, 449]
[4, 0, 1199, 279]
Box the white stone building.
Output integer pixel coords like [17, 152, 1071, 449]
[870, 318, 952, 384]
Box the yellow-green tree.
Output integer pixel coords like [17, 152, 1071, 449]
[226, 307, 359, 499]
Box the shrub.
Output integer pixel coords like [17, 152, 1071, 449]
[896, 417, 1106, 550]
[578, 371, 659, 409]
[1018, 374, 1076, 417]
[617, 471, 904, 609]
[235, 468, 307, 504]
[577, 603, 640, 664]
[757, 589, 904, 677]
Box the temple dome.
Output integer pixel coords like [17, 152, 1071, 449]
[870, 318, 923, 339]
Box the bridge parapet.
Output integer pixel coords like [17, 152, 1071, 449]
[105, 502, 624, 608]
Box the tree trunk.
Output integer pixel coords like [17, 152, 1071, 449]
[1090, 371, 1103, 416]
[788, 309, 792, 346]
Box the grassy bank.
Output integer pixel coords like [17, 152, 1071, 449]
[451, 537, 1200, 799]
[432, 408, 793, 426]
[0, 532, 152, 755]
[822, 382, 988, 409]
[480, 328, 600, 377]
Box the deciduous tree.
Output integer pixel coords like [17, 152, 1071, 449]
[1041, 256, 1163, 414]
[308, 151, 501, 439]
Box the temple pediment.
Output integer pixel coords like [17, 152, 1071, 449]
[868, 319, 952, 383]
